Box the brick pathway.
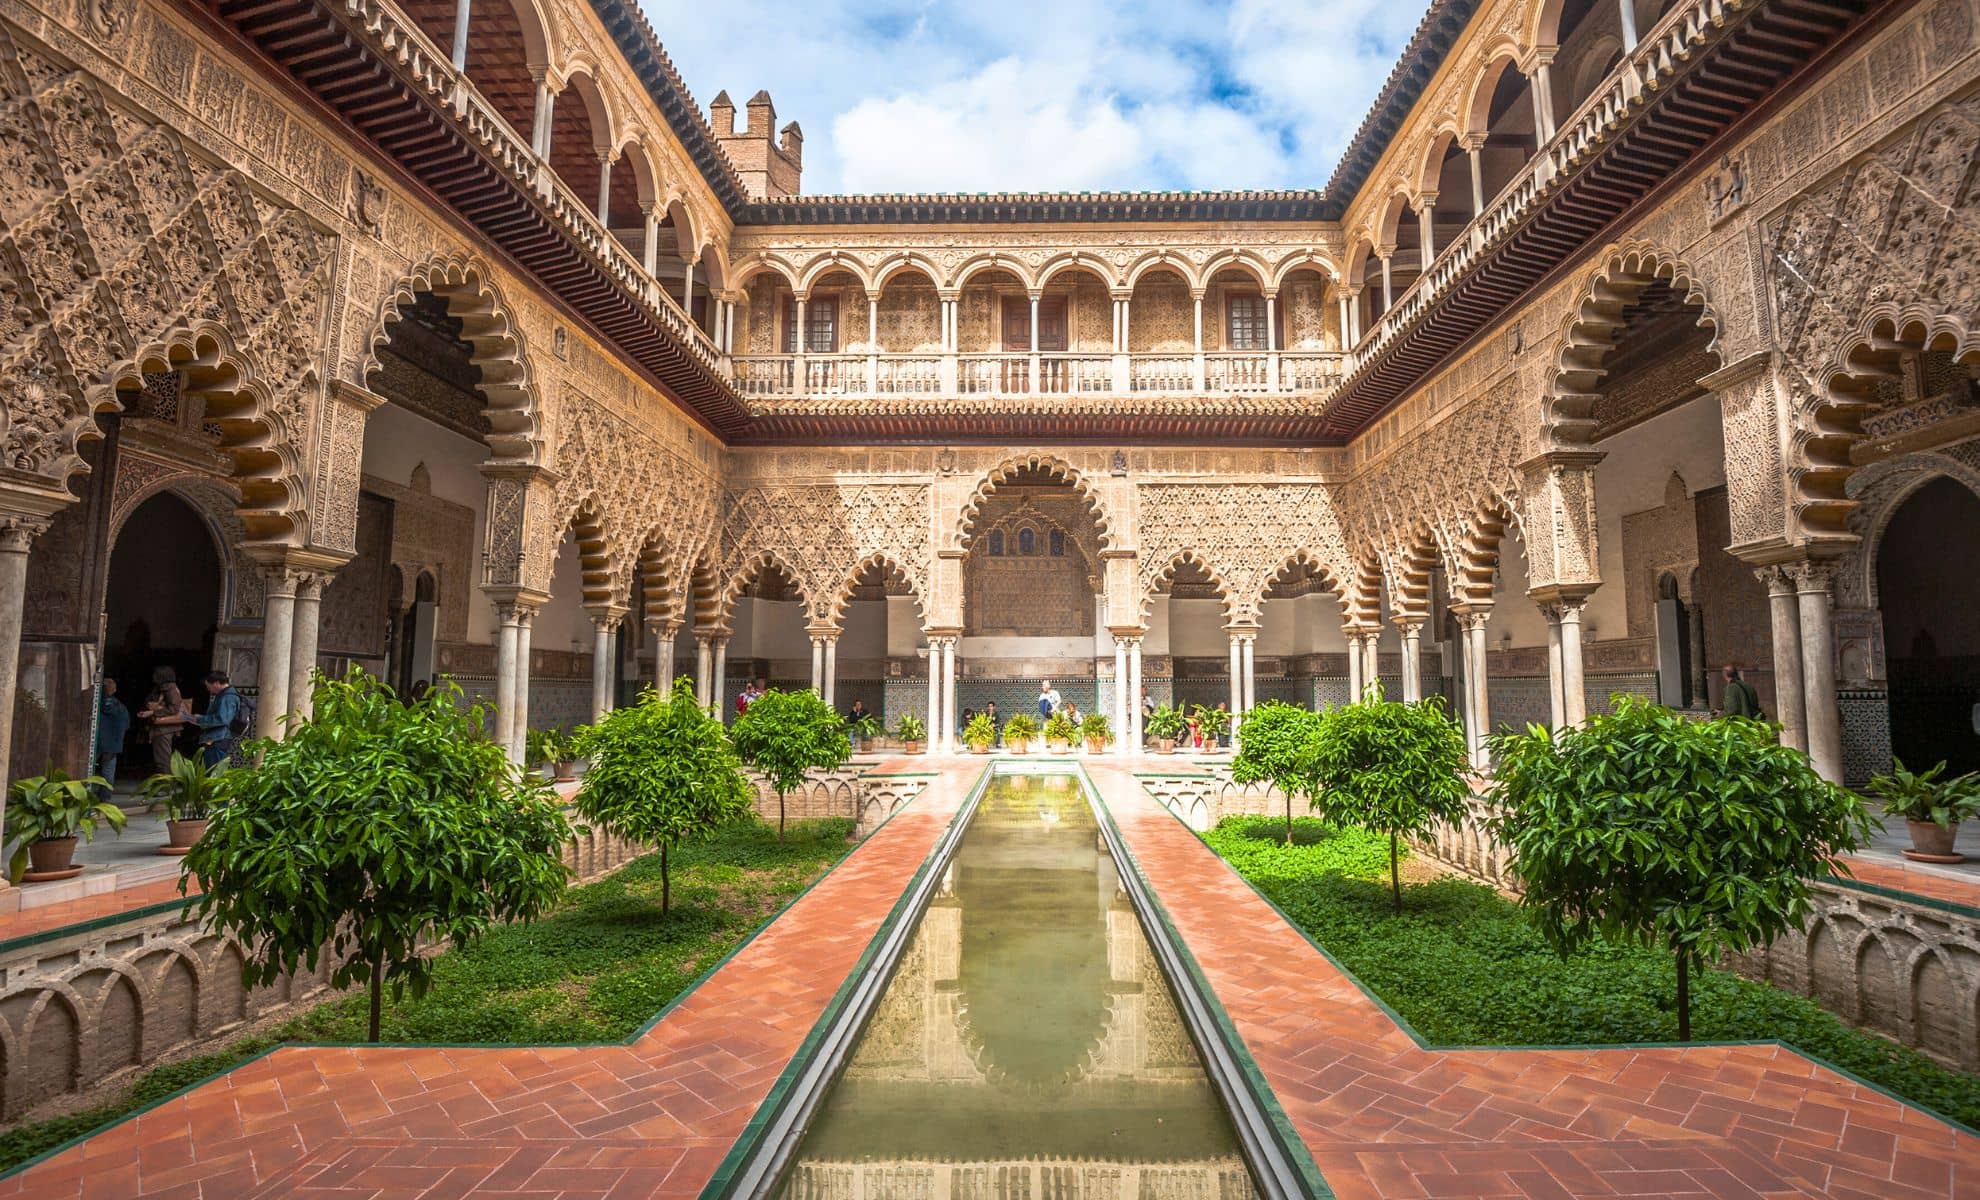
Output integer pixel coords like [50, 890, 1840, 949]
[0, 769, 972, 1200]
[0, 877, 193, 946]
[1084, 762, 1980, 1200]
[1833, 855, 1980, 913]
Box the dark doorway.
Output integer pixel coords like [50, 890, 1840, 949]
[103, 492, 224, 782]
[1878, 477, 1980, 774]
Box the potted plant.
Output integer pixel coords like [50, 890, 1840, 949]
[893, 712, 926, 754]
[850, 712, 883, 753]
[1193, 703, 1232, 751]
[137, 751, 226, 855]
[526, 727, 582, 781]
[1043, 711, 1077, 753]
[1868, 758, 1980, 863]
[6, 769, 123, 882]
[1080, 711, 1112, 754]
[963, 712, 998, 754]
[1003, 712, 1039, 754]
[1145, 705, 1187, 753]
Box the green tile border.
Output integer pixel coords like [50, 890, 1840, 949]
[0, 893, 201, 959]
[1142, 786, 1980, 1141]
[0, 786, 937, 1185]
[1074, 764, 1333, 1200]
[699, 761, 994, 1200]
[1820, 869, 1980, 923]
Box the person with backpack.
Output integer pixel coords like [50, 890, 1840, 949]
[192, 670, 252, 767]
[1716, 663, 1764, 721]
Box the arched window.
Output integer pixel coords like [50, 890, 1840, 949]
[988, 530, 1005, 556]
[1049, 529, 1065, 557]
[1017, 526, 1036, 556]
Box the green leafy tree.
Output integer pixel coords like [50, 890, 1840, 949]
[184, 670, 573, 1041]
[573, 678, 753, 914]
[1488, 695, 1874, 1040]
[1231, 702, 1323, 843]
[731, 687, 849, 841]
[1308, 696, 1469, 912]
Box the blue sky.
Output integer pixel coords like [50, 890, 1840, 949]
[639, 0, 1427, 194]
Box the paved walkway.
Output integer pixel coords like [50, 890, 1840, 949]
[0, 764, 971, 1199]
[1083, 761, 1980, 1200]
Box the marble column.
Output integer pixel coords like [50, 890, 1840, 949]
[1128, 637, 1145, 751]
[1347, 633, 1364, 698]
[711, 637, 729, 721]
[493, 603, 521, 755]
[450, 0, 471, 68]
[810, 636, 824, 694]
[590, 610, 623, 722]
[1455, 609, 1491, 766]
[1363, 635, 1383, 700]
[694, 634, 713, 708]
[1542, 602, 1566, 728]
[1559, 598, 1588, 727]
[651, 620, 678, 691]
[1758, 566, 1807, 751]
[1792, 560, 1843, 781]
[0, 517, 50, 837]
[1240, 635, 1256, 714]
[926, 638, 943, 750]
[259, 568, 299, 741]
[822, 636, 838, 708]
[1397, 620, 1423, 702]
[511, 607, 535, 764]
[940, 637, 958, 753]
[1228, 632, 1244, 718]
[1114, 637, 1130, 756]
[286, 572, 325, 723]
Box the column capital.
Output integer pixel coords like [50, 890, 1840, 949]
[1413, 191, 1439, 213]
[805, 622, 842, 640]
[1452, 605, 1493, 633]
[1390, 615, 1425, 635]
[1785, 557, 1839, 593]
[587, 604, 630, 633]
[0, 513, 50, 553]
[1753, 564, 1797, 594]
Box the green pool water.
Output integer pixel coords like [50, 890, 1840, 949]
[777, 771, 1259, 1198]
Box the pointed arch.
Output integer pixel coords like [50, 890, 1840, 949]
[720, 548, 815, 626]
[1544, 242, 1721, 445]
[1450, 498, 1523, 607]
[955, 454, 1117, 551]
[365, 253, 543, 463]
[828, 552, 925, 627]
[1143, 549, 1237, 623]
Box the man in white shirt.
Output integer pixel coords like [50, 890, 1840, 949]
[1038, 680, 1062, 719]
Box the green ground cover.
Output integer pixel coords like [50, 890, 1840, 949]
[1204, 814, 1980, 1131]
[0, 817, 853, 1174]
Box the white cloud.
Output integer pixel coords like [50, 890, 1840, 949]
[639, 0, 1425, 193]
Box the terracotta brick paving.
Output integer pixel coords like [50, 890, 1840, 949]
[1086, 762, 1980, 1199]
[0, 765, 972, 1200]
[1831, 855, 1980, 913]
[0, 877, 193, 945]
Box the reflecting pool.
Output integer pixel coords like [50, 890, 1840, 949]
[777, 771, 1259, 1199]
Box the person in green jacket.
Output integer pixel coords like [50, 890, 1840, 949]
[1716, 663, 1764, 720]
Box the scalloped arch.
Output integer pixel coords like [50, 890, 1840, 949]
[955, 454, 1117, 552]
[826, 552, 926, 627]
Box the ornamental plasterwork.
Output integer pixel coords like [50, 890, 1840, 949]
[717, 483, 932, 624]
[0, 23, 330, 547]
[1135, 484, 1355, 625]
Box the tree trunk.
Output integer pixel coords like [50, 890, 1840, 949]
[777, 790, 786, 842]
[1675, 947, 1691, 1042]
[1389, 832, 1402, 914]
[1285, 794, 1294, 844]
[661, 840, 671, 916]
[368, 956, 383, 1043]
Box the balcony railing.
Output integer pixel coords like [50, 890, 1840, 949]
[733, 352, 1342, 400]
[1345, 0, 1739, 372]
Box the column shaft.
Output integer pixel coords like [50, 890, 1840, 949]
[1794, 563, 1843, 781]
[591, 619, 616, 722]
[259, 574, 297, 741]
[1347, 634, 1364, 698]
[511, 612, 533, 764]
[1128, 640, 1145, 750]
[1241, 637, 1256, 714]
[1560, 601, 1588, 727]
[711, 638, 729, 722]
[1228, 635, 1243, 718]
[0, 522, 45, 825]
[1399, 624, 1423, 702]
[1543, 605, 1566, 728]
[1115, 638, 1130, 756]
[287, 575, 323, 723]
[823, 638, 838, 708]
[1760, 568, 1807, 751]
[493, 609, 519, 753]
[941, 639, 958, 753]
[927, 640, 942, 750]
[695, 636, 713, 707]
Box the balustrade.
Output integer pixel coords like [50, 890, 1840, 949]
[736, 351, 1342, 399]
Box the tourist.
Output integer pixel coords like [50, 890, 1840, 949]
[1038, 680, 1062, 718]
[95, 678, 130, 800]
[191, 670, 246, 768]
[1716, 664, 1763, 720]
[846, 697, 869, 750]
[984, 701, 1000, 744]
[138, 666, 187, 774]
[1214, 701, 1231, 749]
[407, 678, 431, 704]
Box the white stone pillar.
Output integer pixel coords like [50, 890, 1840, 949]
[590, 611, 622, 722]
[1792, 560, 1843, 781]
[1417, 202, 1436, 269]
[726, 300, 737, 354]
[1468, 613, 1491, 768]
[1455, 609, 1488, 766]
[1228, 633, 1243, 719]
[684, 259, 696, 323]
[866, 295, 881, 393]
[810, 636, 824, 694]
[286, 572, 325, 723]
[640, 205, 658, 276]
[1467, 145, 1485, 216]
[1265, 294, 1280, 391]
[1240, 635, 1257, 714]
[450, 0, 472, 69]
[823, 636, 838, 707]
[1346, 633, 1364, 699]
[1192, 295, 1206, 392]
[651, 621, 677, 691]
[1128, 637, 1145, 751]
[259, 568, 298, 741]
[1379, 254, 1393, 311]
[530, 72, 553, 157]
[1619, 0, 1639, 50]
[493, 603, 520, 754]
[711, 637, 729, 721]
[1759, 566, 1807, 752]
[926, 639, 943, 750]
[596, 153, 613, 225]
[1114, 638, 1130, 757]
[1028, 294, 1041, 394]
[1398, 620, 1423, 702]
[1560, 598, 1588, 727]
[1543, 603, 1566, 728]
[694, 634, 713, 708]
[511, 608, 534, 763]
[1363, 635, 1382, 700]
[941, 637, 958, 753]
[0, 517, 50, 824]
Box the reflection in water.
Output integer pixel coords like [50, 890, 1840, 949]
[778, 773, 1259, 1199]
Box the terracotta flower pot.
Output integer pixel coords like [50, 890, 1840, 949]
[903, 740, 923, 754]
[553, 760, 580, 782]
[969, 742, 991, 754]
[1904, 819, 1963, 863]
[1009, 740, 1030, 755]
[1085, 737, 1107, 754]
[159, 819, 208, 857]
[858, 738, 875, 753]
[1047, 739, 1070, 754]
[1156, 738, 1177, 754]
[23, 837, 82, 881]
